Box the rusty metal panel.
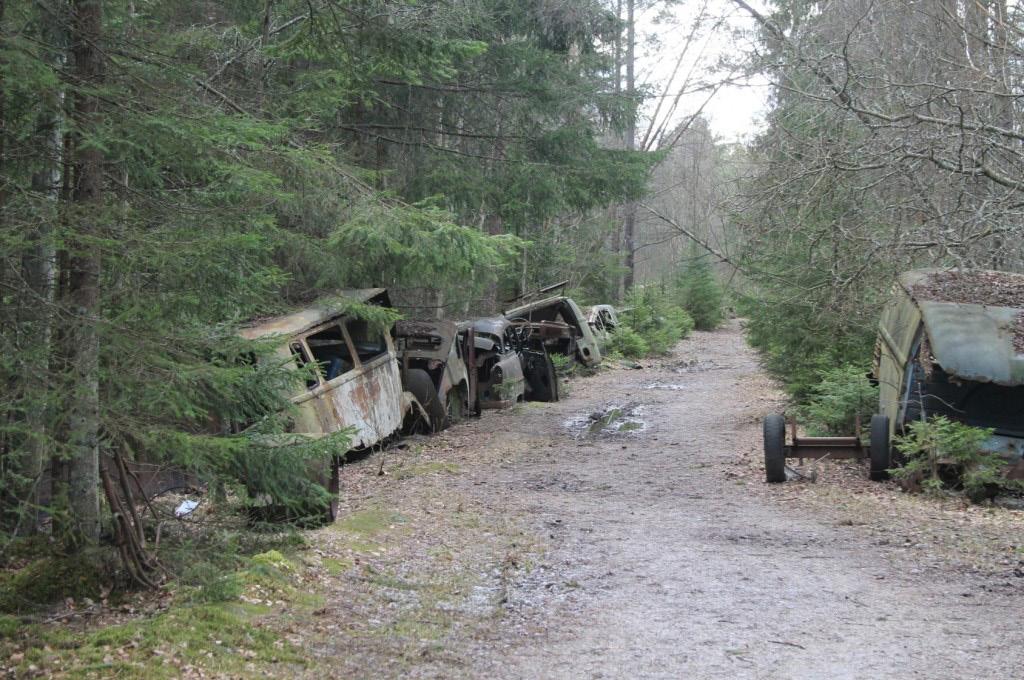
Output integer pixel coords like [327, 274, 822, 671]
[307, 352, 404, 448]
[899, 269, 1024, 387]
[504, 296, 602, 366]
[917, 301, 1023, 387]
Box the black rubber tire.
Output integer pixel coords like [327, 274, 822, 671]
[869, 414, 891, 481]
[764, 414, 787, 483]
[404, 368, 446, 432]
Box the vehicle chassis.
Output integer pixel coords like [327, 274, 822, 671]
[763, 414, 891, 483]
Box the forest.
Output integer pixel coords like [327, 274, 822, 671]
[1, 0, 1024, 666]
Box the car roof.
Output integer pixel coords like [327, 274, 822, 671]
[504, 295, 570, 318]
[239, 289, 390, 340]
[899, 270, 1024, 386]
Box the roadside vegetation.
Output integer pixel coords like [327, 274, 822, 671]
[1, 0, 1022, 670]
[604, 256, 727, 360]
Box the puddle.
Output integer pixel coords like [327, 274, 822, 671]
[564, 403, 648, 438]
[642, 381, 688, 391]
[672, 358, 729, 373]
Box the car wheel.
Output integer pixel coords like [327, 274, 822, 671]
[405, 368, 446, 432]
[869, 414, 891, 481]
[764, 414, 787, 483]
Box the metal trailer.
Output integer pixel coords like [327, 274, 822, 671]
[762, 414, 891, 483]
[764, 268, 1024, 484]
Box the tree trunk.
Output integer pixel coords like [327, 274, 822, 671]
[21, 0, 67, 534]
[622, 0, 637, 291]
[64, 0, 104, 547]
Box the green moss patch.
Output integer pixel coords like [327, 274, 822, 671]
[4, 600, 302, 678]
[392, 461, 461, 480]
[0, 555, 108, 614]
[335, 507, 405, 537]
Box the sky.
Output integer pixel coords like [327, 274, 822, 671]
[634, 0, 773, 145]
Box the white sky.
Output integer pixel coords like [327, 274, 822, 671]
[634, 0, 772, 145]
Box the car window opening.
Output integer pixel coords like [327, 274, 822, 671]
[306, 323, 355, 382]
[289, 341, 320, 390]
[347, 319, 388, 363]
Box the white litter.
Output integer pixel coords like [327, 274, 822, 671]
[174, 499, 200, 518]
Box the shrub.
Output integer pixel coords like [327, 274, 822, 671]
[796, 365, 878, 436]
[606, 326, 649, 358]
[893, 416, 1019, 501]
[549, 353, 575, 377]
[180, 561, 244, 604]
[675, 250, 725, 330]
[620, 286, 694, 356]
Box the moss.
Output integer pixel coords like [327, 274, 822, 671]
[0, 614, 21, 638]
[336, 507, 405, 537]
[392, 461, 461, 480]
[321, 558, 352, 576]
[6, 601, 303, 678]
[250, 550, 293, 571]
[2, 546, 314, 678]
[0, 554, 108, 614]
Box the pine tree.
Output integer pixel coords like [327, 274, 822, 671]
[676, 248, 724, 331]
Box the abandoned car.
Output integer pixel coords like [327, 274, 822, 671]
[764, 268, 1024, 484]
[873, 268, 1024, 467]
[504, 295, 602, 367]
[393, 319, 478, 431]
[239, 289, 426, 519]
[466, 317, 528, 409]
[587, 304, 620, 343]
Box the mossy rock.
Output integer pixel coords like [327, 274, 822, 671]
[0, 554, 107, 614]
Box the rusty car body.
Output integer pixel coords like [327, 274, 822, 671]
[504, 295, 602, 367]
[466, 317, 527, 409]
[587, 304, 620, 344]
[873, 269, 1024, 465]
[239, 289, 425, 518]
[764, 268, 1024, 484]
[393, 319, 478, 430]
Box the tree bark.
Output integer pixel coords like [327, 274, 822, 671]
[64, 0, 104, 547]
[20, 0, 67, 534]
[622, 0, 637, 291]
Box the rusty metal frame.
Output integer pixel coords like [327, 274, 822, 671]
[782, 416, 867, 461]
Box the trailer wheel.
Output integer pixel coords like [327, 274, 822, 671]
[764, 414, 787, 483]
[405, 368, 446, 432]
[869, 414, 891, 481]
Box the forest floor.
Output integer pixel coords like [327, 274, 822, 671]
[282, 320, 1024, 679]
[8, 321, 1024, 678]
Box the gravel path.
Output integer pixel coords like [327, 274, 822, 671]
[303, 321, 1024, 679]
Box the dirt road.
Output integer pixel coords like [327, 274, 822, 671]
[296, 322, 1024, 679]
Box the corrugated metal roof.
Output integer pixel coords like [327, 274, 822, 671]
[900, 270, 1024, 386]
[239, 289, 389, 340]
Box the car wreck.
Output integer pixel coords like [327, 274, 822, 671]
[464, 316, 560, 409]
[874, 269, 1024, 465]
[467, 317, 528, 409]
[239, 289, 427, 519]
[763, 268, 1024, 484]
[587, 304, 620, 344]
[505, 294, 602, 368]
[393, 319, 478, 431]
